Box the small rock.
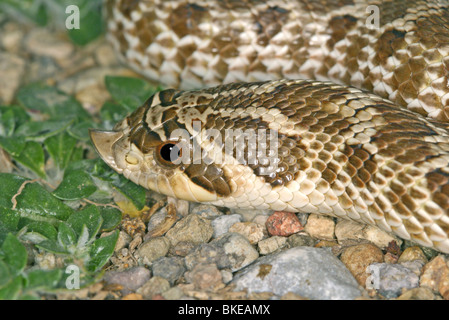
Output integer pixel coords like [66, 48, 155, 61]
[136, 237, 170, 265]
[169, 241, 197, 257]
[184, 263, 224, 291]
[420, 255, 449, 300]
[152, 257, 186, 285]
[396, 287, 437, 300]
[161, 286, 185, 300]
[232, 247, 361, 300]
[266, 211, 303, 236]
[211, 214, 242, 238]
[115, 231, 132, 252]
[165, 214, 213, 246]
[25, 29, 74, 60]
[258, 236, 287, 255]
[304, 214, 335, 240]
[340, 243, 384, 287]
[221, 270, 233, 284]
[147, 207, 169, 235]
[229, 222, 265, 244]
[252, 214, 269, 226]
[368, 263, 420, 298]
[0, 52, 25, 104]
[185, 233, 259, 272]
[103, 267, 151, 294]
[136, 276, 171, 299]
[398, 246, 428, 264]
[315, 240, 339, 248]
[191, 204, 223, 219]
[288, 233, 316, 247]
[335, 220, 401, 249]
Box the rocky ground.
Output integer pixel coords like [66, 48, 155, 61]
[1, 14, 448, 300]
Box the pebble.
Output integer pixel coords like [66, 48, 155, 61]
[339, 243, 384, 287]
[151, 257, 186, 285]
[211, 214, 242, 238]
[420, 255, 449, 300]
[136, 237, 170, 265]
[335, 220, 401, 249]
[25, 29, 74, 60]
[232, 247, 361, 300]
[191, 204, 223, 219]
[185, 233, 259, 272]
[161, 286, 185, 300]
[287, 233, 316, 247]
[396, 287, 437, 300]
[136, 276, 171, 299]
[252, 214, 269, 226]
[258, 236, 288, 255]
[368, 263, 420, 298]
[0, 52, 25, 104]
[165, 214, 213, 246]
[221, 270, 233, 284]
[184, 263, 224, 291]
[146, 207, 169, 236]
[114, 231, 132, 252]
[266, 211, 303, 236]
[398, 246, 427, 264]
[304, 214, 335, 240]
[228, 222, 265, 244]
[169, 241, 197, 257]
[103, 267, 151, 294]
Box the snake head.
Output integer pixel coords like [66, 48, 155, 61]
[89, 89, 240, 204]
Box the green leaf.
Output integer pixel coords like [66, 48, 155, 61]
[35, 240, 68, 255]
[25, 269, 62, 290]
[52, 169, 97, 200]
[1, 234, 27, 276]
[15, 119, 74, 140]
[0, 276, 22, 300]
[44, 131, 77, 170]
[66, 205, 102, 244]
[1, 0, 48, 26]
[57, 223, 77, 251]
[16, 84, 89, 120]
[67, 2, 103, 45]
[23, 221, 58, 241]
[99, 207, 122, 232]
[0, 105, 30, 129]
[86, 230, 118, 272]
[68, 120, 97, 141]
[13, 141, 46, 178]
[113, 176, 147, 210]
[0, 109, 15, 137]
[0, 136, 26, 157]
[0, 260, 11, 287]
[0, 207, 20, 233]
[0, 174, 73, 223]
[105, 76, 158, 110]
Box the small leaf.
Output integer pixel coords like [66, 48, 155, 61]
[0, 136, 26, 157]
[13, 141, 46, 178]
[57, 223, 77, 251]
[86, 230, 119, 272]
[15, 119, 74, 139]
[0, 276, 22, 300]
[25, 269, 62, 290]
[44, 131, 77, 170]
[105, 76, 158, 110]
[0, 109, 15, 136]
[66, 205, 102, 244]
[22, 221, 58, 241]
[112, 175, 146, 210]
[35, 240, 68, 255]
[67, 2, 103, 45]
[1, 234, 27, 276]
[0, 260, 11, 287]
[99, 207, 122, 232]
[52, 169, 97, 200]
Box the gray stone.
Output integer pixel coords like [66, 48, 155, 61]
[103, 267, 151, 294]
[165, 214, 213, 246]
[136, 237, 170, 265]
[152, 257, 186, 285]
[211, 214, 242, 238]
[232, 247, 361, 300]
[368, 263, 420, 298]
[185, 233, 259, 272]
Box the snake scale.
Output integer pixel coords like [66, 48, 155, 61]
[90, 0, 449, 253]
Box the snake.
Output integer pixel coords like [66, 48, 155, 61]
[90, 0, 449, 253]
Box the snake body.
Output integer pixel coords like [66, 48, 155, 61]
[90, 0, 449, 253]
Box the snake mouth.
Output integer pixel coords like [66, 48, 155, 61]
[89, 129, 124, 173]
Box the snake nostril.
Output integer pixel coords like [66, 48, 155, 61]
[125, 153, 139, 165]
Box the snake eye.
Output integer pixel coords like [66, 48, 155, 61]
[155, 141, 182, 168]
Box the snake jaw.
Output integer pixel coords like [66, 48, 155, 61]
[89, 129, 124, 173]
